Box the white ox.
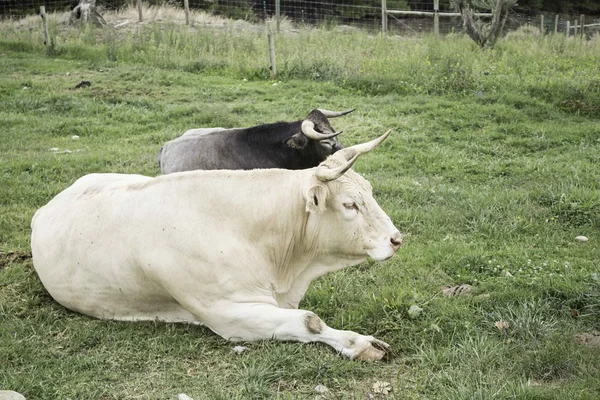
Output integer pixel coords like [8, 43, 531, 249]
[31, 130, 402, 361]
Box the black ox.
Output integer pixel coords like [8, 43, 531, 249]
[157, 108, 354, 174]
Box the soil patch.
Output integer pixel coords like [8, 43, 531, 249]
[0, 251, 32, 270]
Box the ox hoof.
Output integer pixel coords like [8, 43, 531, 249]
[353, 337, 391, 361]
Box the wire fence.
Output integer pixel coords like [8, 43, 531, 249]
[1, 0, 599, 39]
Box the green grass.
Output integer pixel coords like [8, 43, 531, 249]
[1, 17, 600, 399]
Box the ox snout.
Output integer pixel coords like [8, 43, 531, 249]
[368, 230, 403, 261]
[390, 231, 403, 250]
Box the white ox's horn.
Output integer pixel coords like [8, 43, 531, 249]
[316, 108, 356, 118]
[315, 129, 392, 182]
[301, 120, 343, 140]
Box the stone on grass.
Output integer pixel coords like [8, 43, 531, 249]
[575, 236, 588, 242]
[314, 384, 329, 394]
[178, 394, 194, 400]
[0, 391, 26, 400]
[232, 345, 248, 354]
[408, 305, 423, 319]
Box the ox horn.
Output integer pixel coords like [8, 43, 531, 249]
[316, 108, 356, 118]
[315, 129, 392, 182]
[301, 120, 343, 140]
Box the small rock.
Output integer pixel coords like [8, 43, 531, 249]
[575, 236, 588, 242]
[0, 391, 26, 400]
[232, 345, 248, 354]
[49, 147, 59, 152]
[272, 82, 278, 86]
[72, 135, 80, 140]
[314, 384, 328, 394]
[178, 394, 194, 400]
[407, 305, 423, 318]
[504, 270, 513, 278]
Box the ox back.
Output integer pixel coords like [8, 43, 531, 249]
[157, 108, 354, 174]
[159, 121, 337, 173]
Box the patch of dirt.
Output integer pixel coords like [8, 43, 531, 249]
[574, 332, 600, 347]
[0, 251, 32, 270]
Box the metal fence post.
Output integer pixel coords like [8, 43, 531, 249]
[381, 0, 387, 34]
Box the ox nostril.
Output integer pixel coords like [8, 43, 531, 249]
[390, 233, 402, 248]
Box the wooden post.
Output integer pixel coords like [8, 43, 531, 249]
[267, 20, 276, 80]
[184, 0, 190, 25]
[565, 20, 570, 38]
[275, 0, 280, 33]
[554, 14, 558, 34]
[40, 6, 49, 46]
[381, 0, 387, 34]
[580, 14, 585, 39]
[573, 19, 577, 37]
[137, 0, 143, 22]
[540, 14, 544, 34]
[433, 0, 439, 35]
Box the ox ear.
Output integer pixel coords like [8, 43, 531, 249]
[284, 133, 308, 149]
[305, 184, 329, 213]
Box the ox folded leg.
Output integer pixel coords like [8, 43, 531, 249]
[203, 303, 390, 361]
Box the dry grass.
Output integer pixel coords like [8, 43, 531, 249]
[0, 4, 294, 34]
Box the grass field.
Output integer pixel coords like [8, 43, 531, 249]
[1, 11, 600, 399]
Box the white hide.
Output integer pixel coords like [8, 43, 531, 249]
[31, 142, 401, 361]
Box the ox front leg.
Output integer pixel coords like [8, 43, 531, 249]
[205, 303, 390, 361]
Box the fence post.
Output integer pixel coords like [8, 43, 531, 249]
[573, 19, 577, 37]
[540, 14, 544, 34]
[554, 14, 558, 34]
[565, 20, 570, 38]
[184, 0, 190, 25]
[137, 0, 143, 22]
[433, 0, 439, 35]
[381, 0, 387, 34]
[40, 6, 49, 46]
[580, 14, 585, 39]
[275, 0, 280, 33]
[267, 20, 277, 80]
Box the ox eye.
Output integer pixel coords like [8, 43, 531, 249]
[343, 202, 358, 211]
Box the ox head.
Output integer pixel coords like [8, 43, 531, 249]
[304, 129, 402, 262]
[284, 108, 354, 161]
